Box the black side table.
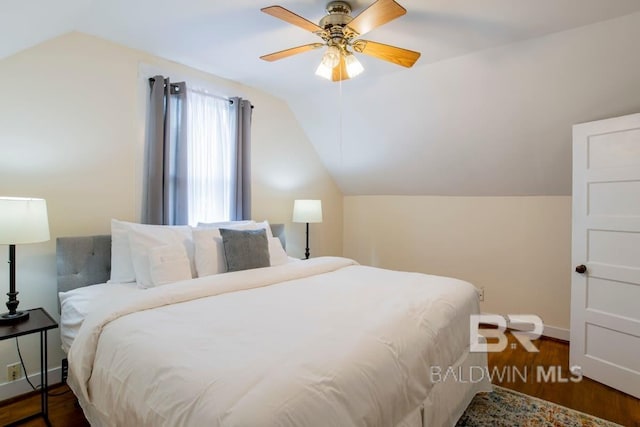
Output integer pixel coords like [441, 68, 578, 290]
[0, 308, 58, 426]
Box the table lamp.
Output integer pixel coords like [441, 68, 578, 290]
[292, 199, 322, 259]
[0, 197, 50, 324]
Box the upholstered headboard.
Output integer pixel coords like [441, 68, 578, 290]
[56, 224, 286, 294]
[57, 235, 112, 293]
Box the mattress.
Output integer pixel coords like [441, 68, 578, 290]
[67, 257, 490, 426]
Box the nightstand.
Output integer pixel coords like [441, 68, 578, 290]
[0, 308, 58, 426]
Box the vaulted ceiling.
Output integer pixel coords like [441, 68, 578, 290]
[4, 0, 640, 195]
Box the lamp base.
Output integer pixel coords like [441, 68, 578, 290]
[0, 310, 30, 325]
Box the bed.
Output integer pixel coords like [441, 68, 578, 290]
[57, 220, 491, 427]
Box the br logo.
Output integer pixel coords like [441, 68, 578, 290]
[470, 314, 543, 353]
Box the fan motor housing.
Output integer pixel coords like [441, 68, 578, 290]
[319, 1, 353, 29]
[326, 1, 351, 15]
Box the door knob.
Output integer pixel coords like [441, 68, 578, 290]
[575, 264, 587, 274]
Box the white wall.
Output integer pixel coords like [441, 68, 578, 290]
[250, 88, 343, 259]
[344, 196, 572, 336]
[291, 10, 640, 196]
[0, 32, 342, 396]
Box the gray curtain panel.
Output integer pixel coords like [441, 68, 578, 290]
[142, 76, 188, 225]
[230, 97, 253, 221]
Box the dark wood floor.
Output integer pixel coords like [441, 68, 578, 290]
[488, 333, 640, 427]
[0, 384, 88, 427]
[1, 333, 639, 426]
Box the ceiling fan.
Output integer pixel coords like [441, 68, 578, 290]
[260, 0, 421, 81]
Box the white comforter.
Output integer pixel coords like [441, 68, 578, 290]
[68, 257, 481, 427]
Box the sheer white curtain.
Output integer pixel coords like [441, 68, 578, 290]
[186, 90, 232, 226]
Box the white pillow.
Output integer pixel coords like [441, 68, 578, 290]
[255, 220, 274, 238]
[148, 244, 192, 286]
[109, 219, 196, 285]
[193, 229, 226, 277]
[109, 219, 137, 283]
[127, 223, 194, 288]
[269, 237, 289, 266]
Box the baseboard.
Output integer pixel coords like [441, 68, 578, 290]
[480, 312, 570, 342]
[538, 324, 570, 342]
[0, 366, 61, 402]
[507, 320, 570, 342]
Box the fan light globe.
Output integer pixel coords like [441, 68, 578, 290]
[321, 46, 341, 68]
[345, 53, 364, 78]
[315, 62, 333, 80]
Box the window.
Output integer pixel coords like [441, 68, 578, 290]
[143, 75, 252, 226]
[186, 90, 232, 226]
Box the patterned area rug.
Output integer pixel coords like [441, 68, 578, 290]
[456, 386, 621, 427]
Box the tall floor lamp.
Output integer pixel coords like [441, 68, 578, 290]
[293, 199, 323, 260]
[0, 197, 50, 324]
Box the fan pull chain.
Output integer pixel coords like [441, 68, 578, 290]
[338, 67, 343, 165]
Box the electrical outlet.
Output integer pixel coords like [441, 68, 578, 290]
[7, 363, 21, 382]
[61, 358, 69, 384]
[478, 287, 485, 302]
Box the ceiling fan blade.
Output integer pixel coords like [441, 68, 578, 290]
[261, 6, 323, 33]
[331, 56, 350, 82]
[260, 43, 325, 62]
[346, 0, 406, 36]
[353, 40, 420, 67]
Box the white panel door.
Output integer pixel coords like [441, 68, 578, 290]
[571, 113, 640, 398]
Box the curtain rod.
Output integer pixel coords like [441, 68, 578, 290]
[148, 78, 253, 108]
[189, 88, 254, 108]
[188, 87, 231, 103]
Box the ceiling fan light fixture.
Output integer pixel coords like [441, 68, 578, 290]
[261, 1, 419, 82]
[344, 52, 364, 78]
[315, 62, 333, 80]
[321, 45, 341, 68]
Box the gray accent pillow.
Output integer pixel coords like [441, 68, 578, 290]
[219, 228, 270, 272]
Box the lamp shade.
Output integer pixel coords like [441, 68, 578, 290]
[0, 197, 50, 244]
[293, 200, 323, 223]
